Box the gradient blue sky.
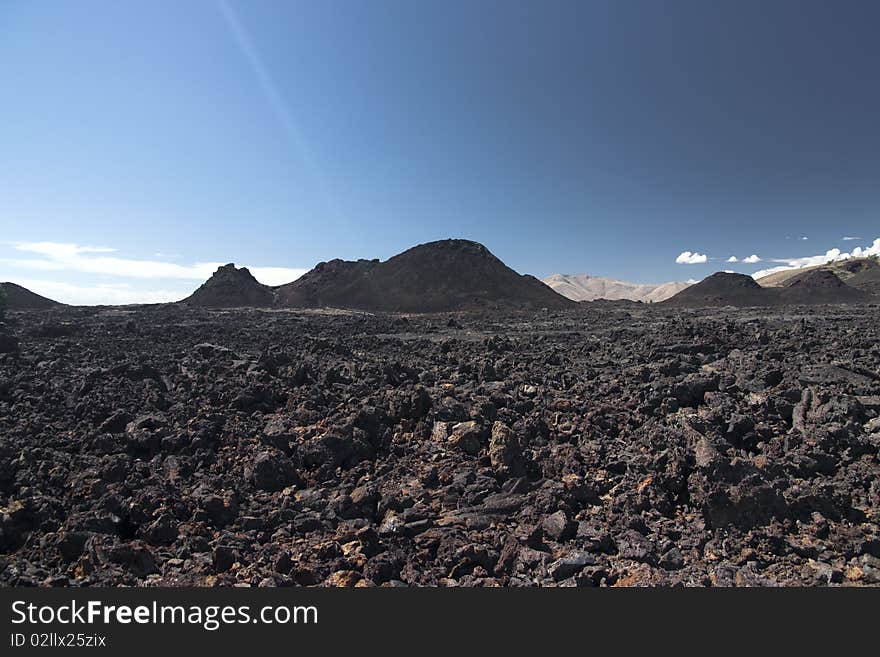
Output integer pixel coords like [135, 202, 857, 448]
[1, 0, 879, 303]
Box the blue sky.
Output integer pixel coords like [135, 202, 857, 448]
[1, 0, 879, 303]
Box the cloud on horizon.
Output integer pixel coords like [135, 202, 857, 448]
[743, 254, 761, 263]
[752, 237, 880, 279]
[675, 251, 707, 264]
[1, 241, 308, 305]
[7, 279, 188, 305]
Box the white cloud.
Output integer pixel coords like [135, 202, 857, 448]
[842, 236, 862, 241]
[752, 237, 880, 279]
[847, 238, 880, 259]
[10, 242, 220, 280]
[722, 270, 735, 273]
[675, 251, 707, 264]
[5, 242, 305, 285]
[1, 241, 308, 305]
[751, 265, 792, 279]
[726, 256, 738, 262]
[800, 236, 808, 240]
[246, 266, 308, 286]
[15, 242, 117, 259]
[6, 279, 188, 305]
[743, 254, 761, 263]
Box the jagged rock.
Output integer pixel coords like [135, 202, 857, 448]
[488, 421, 525, 476]
[542, 510, 576, 542]
[213, 545, 239, 573]
[0, 334, 19, 354]
[97, 410, 133, 434]
[142, 514, 179, 546]
[616, 530, 656, 563]
[246, 451, 299, 492]
[3, 301, 880, 588]
[108, 542, 158, 577]
[448, 421, 484, 455]
[548, 550, 595, 580]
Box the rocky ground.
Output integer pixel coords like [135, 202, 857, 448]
[1, 303, 879, 587]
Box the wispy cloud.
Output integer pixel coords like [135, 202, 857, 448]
[842, 236, 863, 241]
[7, 279, 188, 305]
[4, 242, 306, 286]
[675, 251, 707, 264]
[20, 242, 117, 258]
[1, 241, 308, 304]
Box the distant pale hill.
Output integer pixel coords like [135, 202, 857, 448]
[756, 257, 879, 289]
[543, 273, 692, 303]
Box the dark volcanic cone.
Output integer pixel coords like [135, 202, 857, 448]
[783, 269, 874, 303]
[757, 256, 879, 288]
[0, 282, 62, 309]
[836, 257, 878, 277]
[846, 260, 880, 296]
[662, 272, 769, 307]
[786, 268, 855, 289]
[664, 270, 874, 307]
[181, 264, 275, 307]
[275, 239, 573, 312]
[274, 258, 380, 309]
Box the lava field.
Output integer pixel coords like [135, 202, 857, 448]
[1, 303, 879, 587]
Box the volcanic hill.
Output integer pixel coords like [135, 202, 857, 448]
[0, 282, 62, 309]
[662, 272, 770, 307]
[181, 264, 275, 307]
[842, 261, 880, 296]
[781, 268, 874, 303]
[275, 239, 573, 312]
[757, 257, 879, 288]
[664, 270, 874, 307]
[273, 258, 379, 309]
